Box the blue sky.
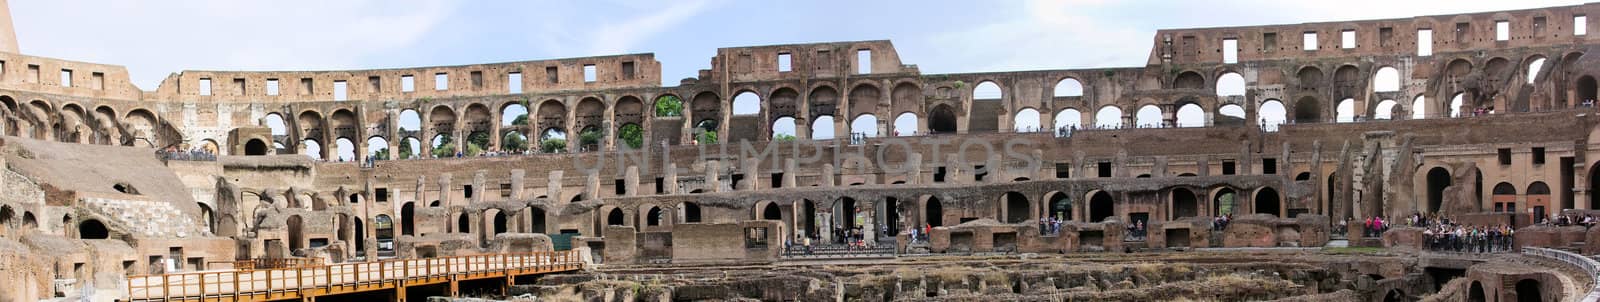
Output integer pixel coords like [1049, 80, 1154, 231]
[6, 0, 1585, 153]
[12, 0, 1582, 90]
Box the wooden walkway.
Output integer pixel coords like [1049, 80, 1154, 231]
[125, 250, 584, 302]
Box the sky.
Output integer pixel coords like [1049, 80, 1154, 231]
[7, 0, 1585, 142]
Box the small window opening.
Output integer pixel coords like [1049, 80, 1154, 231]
[1417, 29, 1433, 56]
[1498, 148, 1512, 165]
[463, 184, 474, 199]
[1222, 160, 1236, 175]
[1532, 147, 1546, 165]
[368, 76, 380, 93]
[934, 167, 947, 183]
[1302, 32, 1318, 50]
[546, 66, 559, 83]
[1222, 39, 1238, 63]
[1496, 21, 1510, 41]
[583, 64, 597, 82]
[1577, 15, 1588, 35]
[299, 78, 312, 95]
[1055, 162, 1071, 179]
[508, 72, 522, 94]
[770, 172, 784, 188]
[778, 53, 792, 72]
[621, 61, 636, 79]
[401, 75, 415, 92]
[333, 81, 348, 101]
[60, 69, 72, 87]
[266, 79, 280, 96]
[614, 179, 626, 195]
[655, 177, 665, 194]
[1097, 162, 1112, 178]
[470, 71, 483, 89]
[197, 78, 210, 95]
[1341, 29, 1355, 49]
[375, 188, 389, 202]
[1263, 158, 1277, 174]
[856, 49, 872, 74]
[434, 73, 448, 90]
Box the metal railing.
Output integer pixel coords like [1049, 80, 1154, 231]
[1522, 247, 1600, 302]
[124, 250, 582, 302]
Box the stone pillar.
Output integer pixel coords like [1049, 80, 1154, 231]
[472, 170, 486, 203]
[547, 170, 564, 201]
[705, 160, 721, 193]
[510, 169, 525, 200]
[783, 159, 798, 188]
[624, 165, 639, 197]
[664, 164, 679, 194]
[438, 173, 453, 207]
[741, 159, 760, 191]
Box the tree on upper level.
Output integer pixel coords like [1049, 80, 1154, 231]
[618, 123, 644, 150]
[655, 95, 682, 117]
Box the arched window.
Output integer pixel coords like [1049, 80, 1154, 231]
[1216, 72, 1245, 96]
[1095, 106, 1122, 129]
[1175, 104, 1205, 127]
[1411, 95, 1427, 119]
[973, 81, 1002, 99]
[1259, 100, 1286, 131]
[1374, 100, 1398, 120]
[1373, 67, 1400, 92]
[1013, 108, 1040, 132]
[732, 92, 761, 115]
[1054, 109, 1081, 132]
[1054, 78, 1083, 97]
[811, 116, 836, 140]
[1135, 105, 1162, 128]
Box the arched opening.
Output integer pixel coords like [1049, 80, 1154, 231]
[1174, 71, 1205, 89]
[682, 202, 702, 223]
[1003, 192, 1029, 223]
[893, 112, 918, 136]
[457, 214, 470, 233]
[881, 197, 900, 236]
[772, 116, 797, 139]
[924, 197, 943, 227]
[762, 203, 781, 220]
[1089, 191, 1114, 222]
[78, 219, 108, 239]
[1260, 99, 1286, 131]
[198, 203, 216, 234]
[1214, 188, 1237, 216]
[1216, 72, 1245, 96]
[1374, 100, 1398, 120]
[1412, 95, 1427, 119]
[1294, 97, 1320, 123]
[1493, 182, 1518, 213]
[529, 207, 547, 234]
[365, 136, 390, 160]
[800, 199, 818, 235]
[851, 114, 879, 137]
[353, 217, 365, 252]
[1374, 67, 1400, 92]
[833, 197, 858, 231]
[1515, 279, 1542, 302]
[615, 123, 642, 150]
[1450, 93, 1466, 117]
[606, 208, 624, 226]
[301, 139, 322, 160]
[1255, 187, 1281, 217]
[1172, 189, 1198, 219]
[811, 115, 835, 140]
[1527, 57, 1547, 84]
[1054, 78, 1083, 97]
[1013, 108, 1040, 132]
[335, 137, 356, 162]
[973, 81, 1002, 99]
[400, 202, 416, 236]
[1427, 168, 1451, 213]
[1176, 103, 1206, 127]
[244, 139, 268, 156]
[1048, 193, 1072, 221]
[1095, 106, 1123, 129]
[732, 91, 760, 115]
[1335, 98, 1356, 123]
[928, 104, 957, 134]
[1579, 76, 1598, 104]
[374, 215, 394, 254]
[645, 206, 663, 226]
[1054, 109, 1082, 134]
[1468, 281, 1486, 302]
[287, 215, 304, 251]
[1217, 104, 1246, 126]
[1135, 105, 1163, 128]
[493, 211, 507, 234]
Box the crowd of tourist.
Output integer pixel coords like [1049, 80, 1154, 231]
[156, 146, 216, 161]
[1125, 220, 1147, 241]
[1211, 214, 1232, 231]
[1545, 212, 1597, 227]
[1038, 216, 1065, 236]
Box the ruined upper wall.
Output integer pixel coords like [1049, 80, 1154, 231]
[1149, 3, 1600, 65]
[702, 40, 915, 84]
[151, 54, 662, 103]
[0, 52, 139, 101]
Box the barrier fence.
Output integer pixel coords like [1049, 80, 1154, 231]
[125, 250, 582, 302]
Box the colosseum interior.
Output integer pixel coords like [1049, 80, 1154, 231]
[3, 1, 1600, 302]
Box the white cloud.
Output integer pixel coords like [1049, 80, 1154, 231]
[11, 0, 458, 90]
[588, 0, 717, 55]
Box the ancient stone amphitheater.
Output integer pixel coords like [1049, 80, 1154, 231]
[3, 1, 1600, 302]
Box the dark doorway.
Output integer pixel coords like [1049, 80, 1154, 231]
[682, 202, 703, 223]
[1516, 279, 1542, 302]
[1003, 192, 1029, 223]
[762, 203, 781, 220]
[1428, 168, 1451, 213]
[925, 197, 943, 227]
[1048, 193, 1072, 221]
[1172, 189, 1198, 219]
[401, 202, 416, 235]
[1089, 191, 1114, 222]
[244, 139, 268, 155]
[929, 104, 958, 134]
[78, 219, 108, 239]
[1255, 188, 1281, 217]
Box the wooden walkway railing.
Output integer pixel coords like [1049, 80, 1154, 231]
[125, 250, 583, 302]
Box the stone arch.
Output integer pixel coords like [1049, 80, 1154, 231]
[1095, 105, 1123, 129]
[1577, 75, 1597, 105]
[1333, 65, 1361, 99]
[1213, 187, 1238, 216]
[1427, 167, 1451, 213]
[124, 108, 160, 147]
[808, 85, 839, 120]
[1013, 107, 1041, 132]
[1514, 279, 1542, 302]
[1374, 66, 1401, 92]
[400, 202, 416, 236]
[78, 219, 108, 239]
[1294, 96, 1321, 123]
[732, 90, 761, 116]
[1176, 103, 1206, 127]
[769, 87, 800, 128]
[1045, 191, 1072, 221]
[1374, 99, 1399, 120]
[1134, 105, 1163, 128]
[848, 83, 882, 119]
[1216, 72, 1245, 96]
[1260, 99, 1286, 130]
[1335, 98, 1356, 122]
[928, 103, 957, 134]
[244, 139, 269, 156]
[1254, 187, 1281, 217]
[1002, 191, 1030, 223]
[1297, 66, 1324, 89]
[681, 202, 703, 223]
[1171, 188, 1199, 220]
[1054, 78, 1084, 97]
[1468, 281, 1486, 302]
[923, 196, 944, 227]
[1174, 71, 1205, 89]
[1088, 190, 1114, 222]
